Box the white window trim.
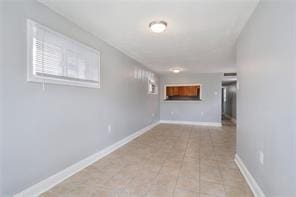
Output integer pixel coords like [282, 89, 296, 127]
[163, 83, 203, 101]
[26, 19, 101, 88]
[148, 79, 158, 95]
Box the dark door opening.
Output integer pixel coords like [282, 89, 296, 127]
[222, 81, 237, 124]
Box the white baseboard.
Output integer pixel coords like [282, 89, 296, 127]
[14, 121, 160, 197]
[234, 154, 265, 197]
[159, 120, 221, 127]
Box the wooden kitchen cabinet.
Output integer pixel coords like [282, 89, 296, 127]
[165, 85, 201, 100]
[166, 86, 180, 96]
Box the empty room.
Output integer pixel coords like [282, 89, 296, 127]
[0, 0, 295, 196]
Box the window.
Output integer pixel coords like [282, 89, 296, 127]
[148, 79, 158, 94]
[27, 19, 100, 88]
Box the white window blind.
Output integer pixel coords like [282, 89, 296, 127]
[27, 19, 100, 88]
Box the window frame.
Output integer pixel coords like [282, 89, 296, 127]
[148, 79, 158, 95]
[26, 19, 101, 88]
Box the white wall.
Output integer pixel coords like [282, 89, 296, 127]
[236, 0, 296, 196]
[159, 73, 222, 124]
[0, 1, 4, 195]
[1, 1, 159, 196]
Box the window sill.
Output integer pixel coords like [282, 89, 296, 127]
[164, 99, 202, 102]
[27, 75, 100, 89]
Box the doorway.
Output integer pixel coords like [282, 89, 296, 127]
[222, 81, 237, 124]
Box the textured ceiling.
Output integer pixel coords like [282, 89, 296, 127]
[39, 0, 258, 74]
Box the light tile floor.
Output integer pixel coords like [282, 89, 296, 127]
[42, 122, 253, 197]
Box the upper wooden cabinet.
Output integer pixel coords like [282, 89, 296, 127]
[166, 87, 174, 96]
[165, 85, 201, 100]
[166, 86, 179, 96]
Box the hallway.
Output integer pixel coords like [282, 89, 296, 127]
[42, 123, 252, 197]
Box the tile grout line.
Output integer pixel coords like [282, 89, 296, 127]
[171, 125, 192, 196]
[209, 126, 228, 196]
[193, 125, 200, 197]
[119, 128, 163, 197]
[143, 125, 176, 197]
[198, 126, 201, 197]
[191, 125, 200, 196]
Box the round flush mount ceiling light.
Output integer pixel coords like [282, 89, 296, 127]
[149, 21, 167, 33]
[170, 68, 182, 74]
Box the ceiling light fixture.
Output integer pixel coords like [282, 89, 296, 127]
[170, 68, 182, 74]
[149, 21, 167, 33]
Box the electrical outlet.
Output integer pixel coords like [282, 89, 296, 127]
[171, 111, 174, 115]
[259, 151, 264, 165]
[201, 112, 204, 116]
[214, 91, 218, 95]
[152, 113, 155, 117]
[108, 125, 112, 133]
